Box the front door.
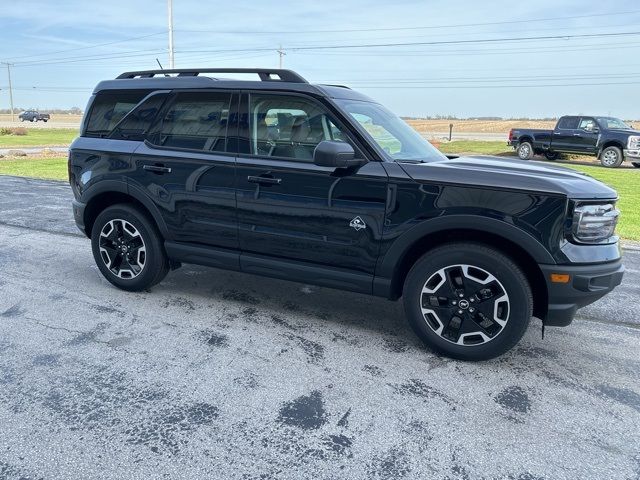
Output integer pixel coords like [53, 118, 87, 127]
[574, 117, 600, 154]
[128, 90, 239, 250]
[235, 92, 388, 287]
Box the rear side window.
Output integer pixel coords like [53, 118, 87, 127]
[85, 91, 150, 137]
[557, 117, 579, 130]
[151, 91, 232, 152]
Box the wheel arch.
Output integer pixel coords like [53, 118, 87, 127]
[376, 218, 551, 320]
[518, 136, 534, 145]
[82, 181, 170, 239]
[600, 140, 625, 153]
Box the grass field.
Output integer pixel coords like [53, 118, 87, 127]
[0, 155, 637, 240]
[0, 157, 68, 180]
[0, 129, 78, 147]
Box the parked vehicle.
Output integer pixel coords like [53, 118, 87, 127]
[68, 68, 624, 360]
[18, 110, 50, 122]
[509, 116, 640, 168]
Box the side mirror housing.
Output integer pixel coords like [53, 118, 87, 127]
[313, 140, 365, 168]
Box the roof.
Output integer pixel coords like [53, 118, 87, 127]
[92, 68, 375, 102]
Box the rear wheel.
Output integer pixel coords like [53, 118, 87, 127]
[544, 151, 559, 161]
[516, 141, 534, 160]
[403, 243, 532, 361]
[91, 204, 169, 291]
[600, 146, 623, 168]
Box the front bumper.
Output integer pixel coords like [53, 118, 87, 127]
[539, 259, 624, 326]
[624, 148, 640, 159]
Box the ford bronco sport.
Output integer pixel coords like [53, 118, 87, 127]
[68, 68, 624, 360]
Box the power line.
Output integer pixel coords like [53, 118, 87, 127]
[175, 10, 640, 35]
[1, 32, 166, 63]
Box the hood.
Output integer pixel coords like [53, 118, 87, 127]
[607, 128, 640, 136]
[399, 156, 617, 199]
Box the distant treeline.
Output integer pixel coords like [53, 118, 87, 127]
[0, 107, 83, 114]
[401, 116, 559, 121]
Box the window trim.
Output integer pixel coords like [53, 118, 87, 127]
[144, 89, 239, 157]
[239, 90, 371, 164]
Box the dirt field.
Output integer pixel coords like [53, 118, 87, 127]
[406, 119, 640, 134]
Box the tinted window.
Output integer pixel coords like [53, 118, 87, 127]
[153, 92, 232, 152]
[558, 117, 579, 129]
[248, 94, 351, 161]
[85, 91, 150, 137]
[110, 93, 169, 141]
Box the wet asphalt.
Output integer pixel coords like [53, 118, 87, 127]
[0, 175, 639, 480]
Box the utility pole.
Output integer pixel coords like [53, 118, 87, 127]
[277, 45, 285, 69]
[167, 0, 175, 68]
[1, 63, 15, 122]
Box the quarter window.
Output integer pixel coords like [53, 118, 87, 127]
[154, 92, 232, 152]
[85, 91, 150, 137]
[248, 94, 351, 161]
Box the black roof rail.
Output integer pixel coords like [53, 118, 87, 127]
[116, 68, 308, 83]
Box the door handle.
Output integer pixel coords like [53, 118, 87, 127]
[143, 164, 172, 173]
[247, 175, 282, 185]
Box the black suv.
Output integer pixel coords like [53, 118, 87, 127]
[68, 68, 624, 360]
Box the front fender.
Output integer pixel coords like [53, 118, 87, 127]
[376, 214, 556, 281]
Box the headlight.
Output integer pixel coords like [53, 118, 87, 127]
[628, 136, 640, 150]
[572, 203, 619, 243]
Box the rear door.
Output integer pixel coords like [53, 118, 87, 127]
[551, 116, 580, 152]
[128, 90, 239, 250]
[235, 92, 388, 290]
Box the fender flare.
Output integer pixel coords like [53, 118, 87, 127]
[80, 179, 171, 239]
[376, 215, 556, 280]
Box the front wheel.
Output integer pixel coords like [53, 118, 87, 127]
[516, 142, 534, 160]
[600, 146, 623, 168]
[403, 243, 532, 361]
[91, 204, 169, 291]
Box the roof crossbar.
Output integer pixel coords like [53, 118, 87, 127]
[116, 68, 308, 83]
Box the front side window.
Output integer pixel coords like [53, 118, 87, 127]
[579, 117, 597, 132]
[153, 92, 232, 152]
[335, 99, 446, 162]
[248, 94, 352, 161]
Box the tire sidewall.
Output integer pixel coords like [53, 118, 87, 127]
[517, 142, 534, 160]
[403, 244, 532, 361]
[600, 146, 623, 168]
[91, 205, 166, 291]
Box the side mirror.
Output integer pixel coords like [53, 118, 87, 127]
[313, 140, 364, 168]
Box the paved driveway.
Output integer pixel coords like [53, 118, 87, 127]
[0, 175, 638, 480]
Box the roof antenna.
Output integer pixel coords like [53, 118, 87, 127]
[156, 58, 169, 77]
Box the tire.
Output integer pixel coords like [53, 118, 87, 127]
[403, 243, 532, 361]
[544, 151, 559, 161]
[632, 162, 640, 168]
[600, 146, 623, 168]
[91, 204, 169, 291]
[43, 119, 48, 123]
[31, 117, 35, 122]
[516, 141, 534, 160]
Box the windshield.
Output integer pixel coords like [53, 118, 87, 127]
[335, 99, 446, 162]
[596, 117, 632, 130]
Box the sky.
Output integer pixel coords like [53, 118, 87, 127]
[0, 0, 639, 118]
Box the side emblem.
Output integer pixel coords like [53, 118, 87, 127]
[349, 216, 366, 231]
